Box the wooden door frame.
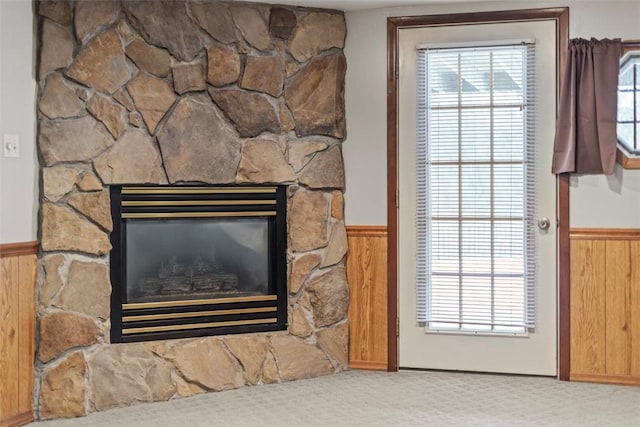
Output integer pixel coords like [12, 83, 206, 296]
[386, 7, 571, 379]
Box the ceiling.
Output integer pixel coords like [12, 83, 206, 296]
[234, 0, 490, 11]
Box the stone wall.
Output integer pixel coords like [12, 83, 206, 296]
[35, 0, 348, 420]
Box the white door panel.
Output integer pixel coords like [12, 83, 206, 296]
[398, 21, 557, 375]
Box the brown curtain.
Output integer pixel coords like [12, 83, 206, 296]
[552, 38, 622, 175]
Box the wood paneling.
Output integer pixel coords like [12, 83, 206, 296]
[1, 257, 20, 421]
[570, 240, 606, 375]
[631, 243, 640, 376]
[347, 226, 388, 370]
[569, 230, 640, 386]
[605, 241, 631, 375]
[0, 242, 37, 427]
[17, 255, 36, 417]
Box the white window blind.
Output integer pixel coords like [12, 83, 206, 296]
[415, 42, 537, 333]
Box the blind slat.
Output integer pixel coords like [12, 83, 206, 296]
[415, 43, 537, 333]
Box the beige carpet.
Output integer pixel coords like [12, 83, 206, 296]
[28, 370, 640, 426]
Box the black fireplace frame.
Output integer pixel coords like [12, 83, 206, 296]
[109, 185, 288, 343]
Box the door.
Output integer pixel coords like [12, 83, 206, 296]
[398, 20, 558, 375]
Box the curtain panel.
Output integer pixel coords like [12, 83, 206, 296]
[552, 38, 622, 175]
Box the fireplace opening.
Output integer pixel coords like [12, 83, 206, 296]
[109, 185, 288, 343]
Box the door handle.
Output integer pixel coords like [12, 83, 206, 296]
[538, 217, 551, 230]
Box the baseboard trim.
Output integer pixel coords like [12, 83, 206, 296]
[0, 411, 34, 427]
[570, 373, 640, 386]
[0, 241, 38, 258]
[350, 360, 388, 371]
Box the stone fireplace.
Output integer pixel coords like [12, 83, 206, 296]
[36, 0, 348, 420]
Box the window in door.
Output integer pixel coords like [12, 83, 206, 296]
[415, 42, 537, 334]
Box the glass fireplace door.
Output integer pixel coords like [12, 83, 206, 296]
[126, 218, 270, 303]
[109, 185, 287, 343]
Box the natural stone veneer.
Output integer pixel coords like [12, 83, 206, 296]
[35, 0, 348, 421]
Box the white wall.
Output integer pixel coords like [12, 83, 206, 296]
[344, 0, 640, 227]
[0, 0, 37, 244]
[0, 1, 637, 244]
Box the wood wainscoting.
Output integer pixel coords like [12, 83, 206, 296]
[570, 229, 640, 386]
[346, 226, 388, 370]
[0, 242, 38, 427]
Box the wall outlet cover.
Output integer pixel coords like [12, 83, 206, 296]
[3, 134, 20, 158]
